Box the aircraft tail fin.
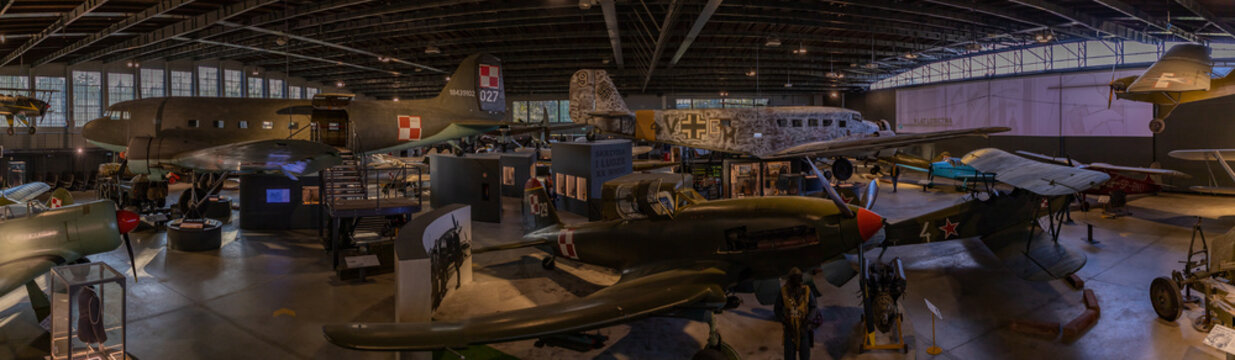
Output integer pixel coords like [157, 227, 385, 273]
[569, 69, 632, 128]
[47, 188, 72, 208]
[434, 53, 505, 119]
[523, 178, 561, 234]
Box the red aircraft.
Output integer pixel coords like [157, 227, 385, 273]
[1016, 150, 1189, 196]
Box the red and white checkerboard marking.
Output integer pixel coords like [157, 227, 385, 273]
[479, 64, 500, 89]
[397, 115, 421, 141]
[557, 228, 578, 259]
[49, 197, 62, 208]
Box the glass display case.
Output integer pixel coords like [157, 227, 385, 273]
[49, 262, 126, 360]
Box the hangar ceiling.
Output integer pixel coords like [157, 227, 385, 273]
[1, 0, 1233, 98]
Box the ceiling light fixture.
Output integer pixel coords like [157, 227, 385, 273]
[745, 70, 757, 77]
[335, 81, 344, 88]
[719, 91, 729, 97]
[765, 38, 781, 47]
[425, 46, 441, 54]
[445, 76, 451, 81]
[1034, 32, 1054, 43]
[829, 91, 839, 98]
[904, 52, 919, 59]
[393, 97, 400, 102]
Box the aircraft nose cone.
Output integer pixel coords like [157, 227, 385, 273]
[116, 210, 140, 234]
[856, 207, 883, 241]
[82, 116, 126, 148]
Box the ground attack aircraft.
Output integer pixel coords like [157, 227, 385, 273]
[568, 69, 1009, 180]
[82, 53, 568, 180]
[321, 160, 1093, 354]
[0, 89, 53, 135]
[1109, 43, 1235, 133]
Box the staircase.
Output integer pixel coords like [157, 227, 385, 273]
[323, 149, 365, 205]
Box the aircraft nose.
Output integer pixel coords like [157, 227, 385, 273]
[82, 116, 125, 147]
[116, 210, 140, 234]
[856, 207, 884, 241]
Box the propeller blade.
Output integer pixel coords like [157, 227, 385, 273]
[805, 157, 855, 217]
[123, 233, 138, 282]
[862, 180, 879, 209]
[1107, 87, 1114, 109]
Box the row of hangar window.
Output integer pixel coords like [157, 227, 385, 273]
[775, 118, 848, 128]
[183, 119, 293, 130]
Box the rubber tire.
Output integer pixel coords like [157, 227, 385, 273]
[832, 158, 854, 181]
[869, 165, 881, 175]
[691, 348, 727, 360]
[1149, 118, 1166, 133]
[586, 130, 597, 142]
[1150, 276, 1183, 321]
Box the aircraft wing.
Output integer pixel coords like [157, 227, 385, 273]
[893, 163, 930, 173]
[0, 182, 51, 205]
[1127, 44, 1212, 93]
[1168, 149, 1235, 161]
[962, 148, 1110, 196]
[323, 262, 730, 351]
[502, 122, 588, 135]
[983, 225, 1087, 281]
[0, 257, 58, 296]
[1188, 186, 1235, 195]
[766, 127, 1010, 159]
[1083, 163, 1191, 178]
[172, 139, 343, 176]
[1013, 150, 1077, 166]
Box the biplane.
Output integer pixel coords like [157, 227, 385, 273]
[0, 88, 55, 135]
[1167, 149, 1235, 195]
[1016, 150, 1189, 196]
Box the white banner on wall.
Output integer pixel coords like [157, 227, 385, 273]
[895, 69, 1153, 137]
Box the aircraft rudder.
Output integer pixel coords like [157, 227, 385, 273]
[48, 188, 73, 208]
[436, 53, 505, 117]
[522, 177, 561, 233]
[568, 69, 629, 126]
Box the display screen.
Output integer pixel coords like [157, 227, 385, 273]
[266, 189, 290, 203]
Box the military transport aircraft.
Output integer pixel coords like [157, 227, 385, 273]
[321, 159, 1093, 354]
[0, 200, 140, 321]
[568, 69, 1010, 180]
[1016, 150, 1188, 196]
[82, 53, 572, 180]
[1167, 149, 1235, 195]
[0, 88, 53, 135]
[1109, 43, 1235, 133]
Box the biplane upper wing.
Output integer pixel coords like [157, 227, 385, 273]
[1167, 149, 1235, 162]
[767, 127, 1010, 159]
[962, 148, 1110, 196]
[1127, 44, 1212, 93]
[323, 262, 731, 351]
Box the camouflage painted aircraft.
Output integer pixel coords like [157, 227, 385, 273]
[568, 69, 1010, 180]
[0, 89, 53, 135]
[82, 53, 572, 180]
[1110, 43, 1235, 133]
[321, 163, 1091, 353]
[0, 200, 140, 321]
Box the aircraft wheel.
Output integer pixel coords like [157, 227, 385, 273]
[869, 165, 881, 175]
[585, 129, 597, 142]
[1149, 118, 1166, 134]
[691, 348, 727, 360]
[541, 256, 556, 270]
[832, 158, 854, 181]
[1150, 276, 1183, 321]
[27, 127, 35, 134]
[5, 128, 12, 136]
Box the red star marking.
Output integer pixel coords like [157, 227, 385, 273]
[938, 218, 960, 239]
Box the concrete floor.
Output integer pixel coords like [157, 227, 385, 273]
[1, 176, 1233, 360]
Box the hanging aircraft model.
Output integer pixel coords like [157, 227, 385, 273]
[1109, 43, 1235, 133]
[568, 69, 1010, 180]
[0, 88, 54, 135]
[321, 156, 1096, 354]
[81, 53, 574, 180]
[1166, 149, 1235, 195]
[0, 200, 140, 321]
[1015, 150, 1189, 196]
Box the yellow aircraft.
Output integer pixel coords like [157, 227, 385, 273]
[1110, 44, 1235, 133]
[0, 88, 54, 135]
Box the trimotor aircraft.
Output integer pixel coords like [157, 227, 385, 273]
[0, 88, 53, 135]
[1109, 43, 1235, 133]
[0, 200, 140, 321]
[1016, 150, 1189, 196]
[82, 53, 572, 180]
[321, 159, 1093, 354]
[1167, 149, 1235, 195]
[568, 69, 1009, 180]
